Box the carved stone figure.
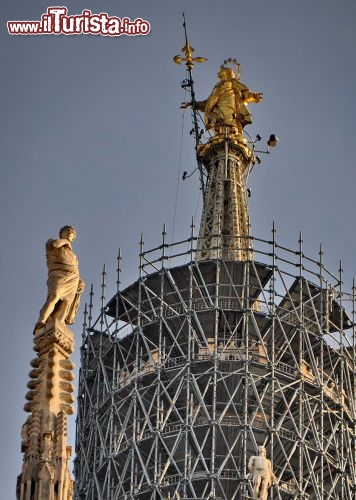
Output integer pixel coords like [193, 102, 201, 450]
[182, 62, 262, 138]
[248, 446, 277, 500]
[34, 226, 84, 332]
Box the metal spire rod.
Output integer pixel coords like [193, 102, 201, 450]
[174, 13, 207, 194]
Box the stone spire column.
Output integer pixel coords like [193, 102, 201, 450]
[197, 139, 253, 261]
[17, 320, 75, 500]
[17, 225, 84, 500]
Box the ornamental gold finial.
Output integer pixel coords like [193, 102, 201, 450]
[173, 43, 207, 70]
[173, 13, 207, 70]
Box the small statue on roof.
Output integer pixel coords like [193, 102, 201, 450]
[248, 446, 278, 500]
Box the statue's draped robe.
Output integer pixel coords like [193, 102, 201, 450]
[45, 239, 81, 323]
[197, 77, 261, 135]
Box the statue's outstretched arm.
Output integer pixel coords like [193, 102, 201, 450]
[180, 99, 207, 112]
[195, 100, 207, 112]
[242, 89, 263, 103]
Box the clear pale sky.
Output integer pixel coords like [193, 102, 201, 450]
[1, 1, 356, 497]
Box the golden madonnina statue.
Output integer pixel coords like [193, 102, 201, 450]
[248, 446, 277, 500]
[182, 61, 263, 139]
[34, 226, 85, 332]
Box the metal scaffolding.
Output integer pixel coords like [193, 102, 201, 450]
[74, 230, 355, 499]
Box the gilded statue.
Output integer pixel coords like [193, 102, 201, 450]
[248, 446, 277, 500]
[34, 226, 84, 332]
[182, 61, 262, 138]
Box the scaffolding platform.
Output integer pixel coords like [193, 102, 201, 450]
[74, 234, 356, 500]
